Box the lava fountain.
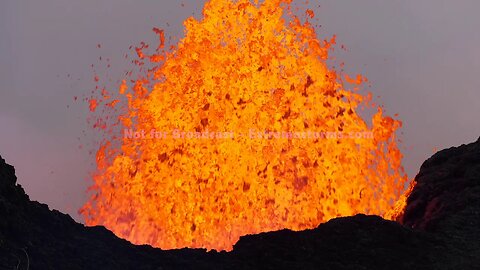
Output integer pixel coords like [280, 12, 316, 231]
[80, 0, 409, 251]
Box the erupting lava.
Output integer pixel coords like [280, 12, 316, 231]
[81, 0, 408, 251]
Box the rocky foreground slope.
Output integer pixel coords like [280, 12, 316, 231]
[1, 138, 479, 269]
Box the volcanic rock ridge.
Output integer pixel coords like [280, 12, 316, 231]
[1, 138, 480, 269]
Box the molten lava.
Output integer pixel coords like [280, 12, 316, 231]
[81, 0, 408, 251]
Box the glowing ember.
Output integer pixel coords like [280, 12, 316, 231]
[81, 0, 408, 251]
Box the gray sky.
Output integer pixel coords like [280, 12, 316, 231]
[1, 0, 479, 222]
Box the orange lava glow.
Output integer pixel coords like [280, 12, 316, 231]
[81, 0, 409, 251]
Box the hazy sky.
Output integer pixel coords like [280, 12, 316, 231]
[1, 0, 479, 222]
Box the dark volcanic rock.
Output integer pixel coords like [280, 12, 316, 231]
[232, 215, 441, 270]
[403, 137, 480, 231]
[1, 139, 480, 269]
[401, 138, 480, 268]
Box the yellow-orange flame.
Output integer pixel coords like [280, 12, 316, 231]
[81, 0, 408, 251]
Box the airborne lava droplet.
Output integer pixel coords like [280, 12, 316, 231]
[89, 99, 97, 112]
